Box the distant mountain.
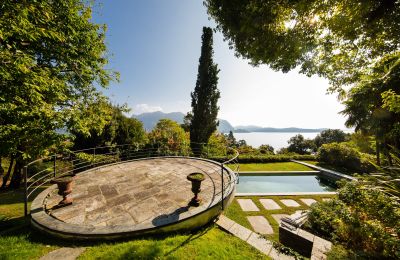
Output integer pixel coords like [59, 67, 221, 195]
[133, 111, 234, 133]
[234, 125, 327, 133]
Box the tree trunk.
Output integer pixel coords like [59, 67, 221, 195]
[376, 139, 381, 166]
[9, 158, 23, 189]
[1, 156, 14, 190]
[0, 157, 4, 178]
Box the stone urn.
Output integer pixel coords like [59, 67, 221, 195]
[52, 176, 74, 205]
[187, 172, 205, 207]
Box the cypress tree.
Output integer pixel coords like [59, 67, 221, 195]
[189, 27, 220, 154]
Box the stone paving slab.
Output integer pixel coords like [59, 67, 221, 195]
[237, 199, 259, 211]
[40, 247, 86, 260]
[300, 198, 317, 206]
[322, 198, 331, 202]
[247, 216, 274, 234]
[280, 199, 300, 207]
[271, 214, 289, 225]
[259, 199, 281, 210]
[45, 158, 230, 230]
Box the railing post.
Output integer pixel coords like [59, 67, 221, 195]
[221, 162, 224, 211]
[93, 147, 96, 167]
[53, 154, 56, 178]
[23, 166, 28, 217]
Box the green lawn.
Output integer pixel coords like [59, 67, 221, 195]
[228, 162, 315, 171]
[224, 195, 335, 242]
[299, 161, 355, 175]
[79, 226, 267, 260]
[0, 189, 268, 260]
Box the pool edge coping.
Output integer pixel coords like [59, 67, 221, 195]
[235, 192, 337, 196]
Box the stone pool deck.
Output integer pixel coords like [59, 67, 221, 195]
[31, 157, 234, 239]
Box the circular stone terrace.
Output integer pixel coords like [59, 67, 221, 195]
[31, 157, 236, 240]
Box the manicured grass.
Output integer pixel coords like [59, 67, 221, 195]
[224, 195, 335, 242]
[299, 161, 355, 175]
[0, 189, 268, 259]
[79, 226, 267, 260]
[228, 162, 315, 172]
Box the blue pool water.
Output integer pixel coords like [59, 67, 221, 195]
[236, 174, 336, 193]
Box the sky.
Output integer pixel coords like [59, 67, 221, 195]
[92, 1, 348, 129]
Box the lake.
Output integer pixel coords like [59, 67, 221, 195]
[233, 132, 320, 150]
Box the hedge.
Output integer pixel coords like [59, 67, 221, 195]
[208, 154, 315, 163]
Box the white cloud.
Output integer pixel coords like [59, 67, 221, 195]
[134, 104, 163, 114]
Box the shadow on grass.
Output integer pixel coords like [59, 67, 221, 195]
[0, 214, 216, 253]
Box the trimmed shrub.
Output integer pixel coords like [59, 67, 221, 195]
[208, 154, 315, 163]
[317, 142, 374, 173]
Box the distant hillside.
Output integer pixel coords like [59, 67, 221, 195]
[234, 125, 327, 133]
[133, 111, 234, 133]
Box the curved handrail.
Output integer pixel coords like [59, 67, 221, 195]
[23, 142, 239, 216]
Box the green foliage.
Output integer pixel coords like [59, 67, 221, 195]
[314, 129, 348, 149]
[259, 144, 274, 155]
[307, 180, 400, 259]
[0, 0, 118, 188]
[210, 154, 315, 163]
[341, 52, 400, 159]
[317, 143, 375, 173]
[205, 0, 400, 92]
[207, 132, 228, 156]
[189, 27, 220, 153]
[287, 134, 315, 155]
[148, 119, 190, 155]
[72, 104, 146, 150]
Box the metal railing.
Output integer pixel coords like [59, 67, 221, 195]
[23, 142, 239, 216]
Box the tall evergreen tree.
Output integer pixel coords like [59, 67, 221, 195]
[189, 27, 220, 154]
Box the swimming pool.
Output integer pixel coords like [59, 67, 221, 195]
[236, 174, 336, 193]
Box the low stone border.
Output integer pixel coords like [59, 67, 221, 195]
[236, 192, 337, 196]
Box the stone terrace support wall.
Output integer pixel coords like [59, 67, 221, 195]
[279, 224, 332, 259]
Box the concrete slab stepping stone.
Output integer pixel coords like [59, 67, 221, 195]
[237, 199, 259, 211]
[247, 216, 274, 234]
[280, 199, 300, 207]
[271, 214, 289, 225]
[40, 247, 86, 260]
[229, 222, 253, 241]
[259, 199, 281, 210]
[247, 232, 273, 255]
[300, 198, 317, 206]
[322, 198, 331, 202]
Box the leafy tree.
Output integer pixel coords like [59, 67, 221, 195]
[205, 0, 400, 93]
[189, 27, 220, 154]
[71, 104, 146, 150]
[225, 131, 237, 147]
[314, 129, 348, 149]
[287, 134, 315, 155]
[259, 144, 274, 155]
[341, 53, 400, 165]
[148, 119, 190, 155]
[207, 132, 229, 156]
[0, 0, 118, 188]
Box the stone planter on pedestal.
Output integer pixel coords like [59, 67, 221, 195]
[52, 176, 74, 206]
[187, 172, 205, 207]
